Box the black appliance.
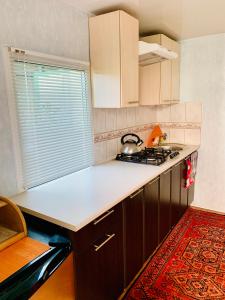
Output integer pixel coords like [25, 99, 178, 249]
[0, 235, 71, 300]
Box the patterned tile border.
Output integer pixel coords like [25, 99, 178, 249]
[94, 122, 201, 143]
[159, 122, 201, 129]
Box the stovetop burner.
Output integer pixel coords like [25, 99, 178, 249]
[116, 147, 179, 166]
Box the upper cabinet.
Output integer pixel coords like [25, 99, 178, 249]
[140, 34, 180, 105]
[89, 11, 139, 108]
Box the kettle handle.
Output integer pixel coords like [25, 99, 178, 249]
[121, 133, 143, 145]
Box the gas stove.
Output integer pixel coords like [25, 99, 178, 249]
[116, 147, 179, 166]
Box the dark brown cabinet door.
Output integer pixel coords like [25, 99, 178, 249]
[123, 188, 144, 287]
[188, 151, 197, 206]
[143, 177, 159, 261]
[73, 204, 123, 300]
[159, 169, 171, 243]
[180, 160, 188, 216]
[188, 182, 195, 206]
[171, 162, 181, 228]
[75, 232, 123, 300]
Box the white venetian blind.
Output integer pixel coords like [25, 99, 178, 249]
[9, 48, 93, 189]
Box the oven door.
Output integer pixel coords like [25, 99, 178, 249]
[0, 236, 73, 300]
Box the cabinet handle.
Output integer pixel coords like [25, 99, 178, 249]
[93, 233, 115, 252]
[128, 101, 138, 104]
[93, 210, 114, 225]
[130, 188, 144, 199]
[163, 100, 179, 103]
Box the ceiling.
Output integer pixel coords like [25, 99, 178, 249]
[63, 0, 225, 40]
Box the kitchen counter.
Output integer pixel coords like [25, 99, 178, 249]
[12, 145, 199, 232]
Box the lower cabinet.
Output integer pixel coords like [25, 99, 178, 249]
[72, 203, 124, 300]
[70, 153, 197, 299]
[144, 177, 159, 261]
[159, 169, 171, 243]
[123, 188, 144, 287]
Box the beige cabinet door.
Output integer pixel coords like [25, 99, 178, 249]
[89, 11, 121, 108]
[139, 63, 160, 105]
[161, 34, 172, 50]
[160, 60, 172, 104]
[89, 11, 139, 108]
[120, 11, 139, 107]
[171, 41, 180, 102]
[140, 34, 180, 105]
[161, 36, 180, 104]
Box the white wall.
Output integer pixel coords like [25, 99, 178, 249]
[0, 0, 89, 196]
[180, 33, 225, 212]
[0, 1, 206, 199]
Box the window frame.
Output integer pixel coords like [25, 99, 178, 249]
[3, 46, 93, 193]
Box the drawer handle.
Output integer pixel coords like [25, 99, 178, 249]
[130, 188, 143, 199]
[93, 210, 114, 225]
[94, 233, 115, 252]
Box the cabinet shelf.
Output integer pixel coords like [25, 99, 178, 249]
[0, 225, 17, 244]
[0, 196, 27, 251]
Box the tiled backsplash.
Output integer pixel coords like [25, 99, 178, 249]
[93, 102, 202, 164]
[93, 107, 157, 133]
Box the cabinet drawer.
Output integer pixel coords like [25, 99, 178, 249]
[72, 203, 122, 253]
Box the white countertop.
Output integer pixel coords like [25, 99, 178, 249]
[12, 145, 199, 232]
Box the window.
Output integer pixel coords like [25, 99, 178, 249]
[7, 47, 93, 190]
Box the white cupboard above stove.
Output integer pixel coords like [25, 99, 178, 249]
[139, 34, 180, 106]
[89, 10, 139, 108]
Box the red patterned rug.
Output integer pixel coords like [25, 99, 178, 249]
[125, 208, 225, 300]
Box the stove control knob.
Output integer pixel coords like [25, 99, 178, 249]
[170, 151, 180, 159]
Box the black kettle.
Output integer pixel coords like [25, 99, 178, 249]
[120, 133, 143, 155]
